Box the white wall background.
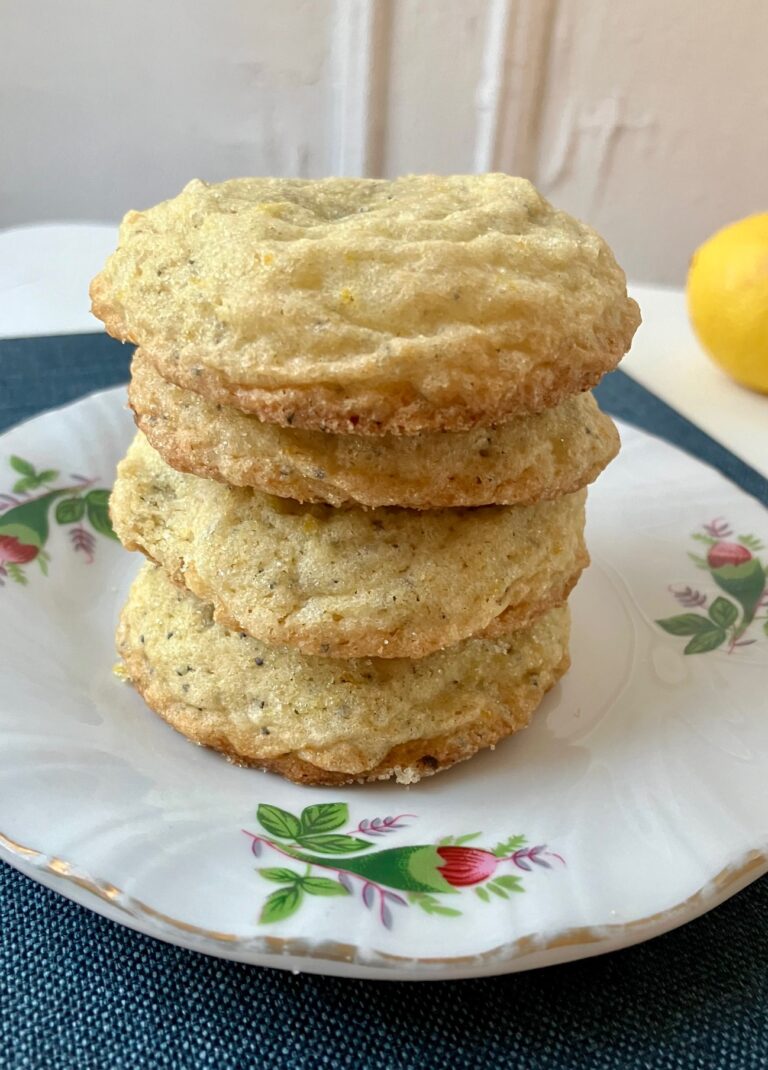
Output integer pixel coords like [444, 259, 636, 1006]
[1, 0, 766, 284]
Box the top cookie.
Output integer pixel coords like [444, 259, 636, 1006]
[91, 174, 640, 434]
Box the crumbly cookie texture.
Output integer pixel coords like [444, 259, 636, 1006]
[129, 350, 619, 508]
[91, 174, 640, 434]
[110, 433, 587, 659]
[117, 564, 571, 785]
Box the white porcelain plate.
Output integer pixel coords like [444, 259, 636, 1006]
[1, 387, 766, 981]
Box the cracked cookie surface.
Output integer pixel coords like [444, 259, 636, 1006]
[92, 174, 639, 434]
[117, 564, 571, 784]
[129, 350, 619, 508]
[110, 433, 588, 659]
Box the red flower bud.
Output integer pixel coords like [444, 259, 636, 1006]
[436, 846, 499, 887]
[707, 541, 752, 569]
[0, 535, 38, 564]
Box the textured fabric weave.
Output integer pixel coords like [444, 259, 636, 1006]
[1, 334, 766, 1069]
[2, 864, 767, 1070]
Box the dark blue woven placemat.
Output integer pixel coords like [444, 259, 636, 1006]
[1, 333, 766, 1070]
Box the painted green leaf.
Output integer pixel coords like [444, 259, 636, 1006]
[408, 893, 461, 917]
[10, 456, 35, 477]
[6, 563, 28, 585]
[684, 628, 726, 655]
[259, 867, 301, 884]
[454, 833, 482, 846]
[738, 534, 765, 552]
[297, 845, 455, 893]
[13, 477, 36, 494]
[259, 885, 302, 924]
[492, 875, 525, 893]
[0, 491, 69, 548]
[299, 803, 348, 836]
[85, 490, 118, 541]
[656, 613, 713, 637]
[37, 554, 48, 576]
[475, 886, 491, 903]
[492, 834, 526, 858]
[711, 559, 767, 624]
[708, 597, 739, 629]
[687, 552, 709, 570]
[692, 532, 716, 546]
[301, 877, 350, 897]
[763, 620, 768, 637]
[55, 497, 86, 525]
[36, 469, 59, 485]
[488, 882, 509, 899]
[405, 845, 458, 893]
[256, 804, 301, 840]
[295, 833, 372, 855]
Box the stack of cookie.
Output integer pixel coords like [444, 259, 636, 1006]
[91, 175, 639, 786]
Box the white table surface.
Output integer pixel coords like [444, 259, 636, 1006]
[1, 223, 766, 480]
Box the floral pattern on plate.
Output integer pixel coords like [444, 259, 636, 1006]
[657, 517, 768, 654]
[0, 454, 116, 585]
[1, 387, 767, 980]
[243, 803, 563, 927]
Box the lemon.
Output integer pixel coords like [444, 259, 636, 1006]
[686, 213, 768, 393]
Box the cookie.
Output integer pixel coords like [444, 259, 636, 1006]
[110, 433, 588, 659]
[129, 350, 619, 508]
[91, 175, 640, 434]
[117, 564, 571, 785]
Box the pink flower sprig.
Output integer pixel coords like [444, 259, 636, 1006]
[340, 872, 406, 929]
[669, 584, 707, 608]
[354, 814, 416, 836]
[70, 525, 96, 564]
[703, 518, 733, 539]
[508, 845, 565, 871]
[244, 830, 407, 929]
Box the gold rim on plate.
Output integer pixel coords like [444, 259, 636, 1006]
[2, 829, 765, 973]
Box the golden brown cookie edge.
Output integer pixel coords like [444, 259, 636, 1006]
[113, 521, 587, 659]
[118, 626, 570, 787]
[139, 316, 636, 436]
[128, 353, 621, 509]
